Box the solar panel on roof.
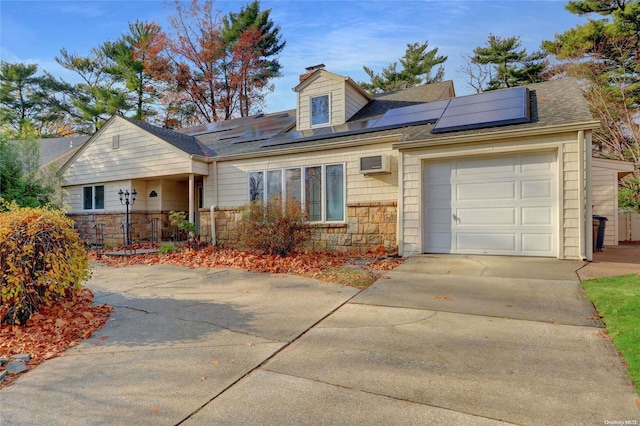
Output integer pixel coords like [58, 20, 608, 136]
[260, 129, 316, 148]
[372, 98, 449, 130]
[232, 114, 296, 143]
[259, 118, 389, 148]
[431, 87, 529, 133]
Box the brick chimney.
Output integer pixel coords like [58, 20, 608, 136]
[299, 64, 326, 83]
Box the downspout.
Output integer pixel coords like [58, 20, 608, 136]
[585, 131, 593, 261]
[210, 205, 216, 247]
[210, 160, 218, 247]
[578, 130, 586, 260]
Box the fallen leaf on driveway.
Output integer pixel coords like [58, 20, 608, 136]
[436, 295, 452, 301]
[211, 360, 219, 365]
[150, 407, 159, 414]
[199, 376, 207, 382]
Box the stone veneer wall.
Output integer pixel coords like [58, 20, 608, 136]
[68, 211, 170, 246]
[198, 201, 397, 254]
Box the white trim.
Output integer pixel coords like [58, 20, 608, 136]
[397, 151, 405, 256]
[421, 150, 558, 257]
[247, 162, 346, 224]
[578, 130, 586, 260]
[393, 121, 601, 151]
[82, 185, 105, 211]
[585, 131, 593, 261]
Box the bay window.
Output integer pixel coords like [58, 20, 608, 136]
[249, 163, 344, 222]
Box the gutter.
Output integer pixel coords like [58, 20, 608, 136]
[189, 154, 214, 162]
[392, 121, 601, 150]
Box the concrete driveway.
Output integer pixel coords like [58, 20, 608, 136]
[1, 256, 639, 425]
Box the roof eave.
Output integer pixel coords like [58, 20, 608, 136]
[393, 121, 601, 150]
[345, 76, 373, 101]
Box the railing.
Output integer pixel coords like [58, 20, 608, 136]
[93, 223, 105, 249]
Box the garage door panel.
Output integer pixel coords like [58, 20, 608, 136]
[425, 162, 452, 179]
[424, 151, 557, 257]
[457, 233, 516, 251]
[522, 233, 553, 252]
[455, 156, 516, 176]
[522, 179, 553, 199]
[457, 208, 516, 225]
[457, 182, 516, 201]
[426, 208, 452, 225]
[425, 183, 451, 202]
[522, 207, 552, 225]
[521, 152, 555, 172]
[429, 232, 452, 251]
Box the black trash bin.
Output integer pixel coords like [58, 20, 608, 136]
[593, 215, 607, 252]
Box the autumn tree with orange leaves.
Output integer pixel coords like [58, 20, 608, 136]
[156, 0, 285, 126]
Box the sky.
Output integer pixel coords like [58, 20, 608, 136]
[0, 0, 589, 114]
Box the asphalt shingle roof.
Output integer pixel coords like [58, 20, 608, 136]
[120, 78, 595, 160]
[349, 80, 455, 121]
[120, 116, 214, 157]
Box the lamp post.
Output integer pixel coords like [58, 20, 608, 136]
[118, 189, 137, 247]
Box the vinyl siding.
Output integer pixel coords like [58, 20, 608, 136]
[400, 132, 587, 259]
[64, 180, 131, 212]
[592, 159, 634, 245]
[214, 143, 398, 209]
[297, 74, 345, 131]
[62, 117, 200, 186]
[161, 180, 189, 211]
[345, 85, 369, 120]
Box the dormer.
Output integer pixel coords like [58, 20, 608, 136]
[294, 64, 372, 132]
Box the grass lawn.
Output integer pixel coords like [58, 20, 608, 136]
[582, 273, 640, 396]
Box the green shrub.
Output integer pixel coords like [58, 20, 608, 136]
[0, 200, 89, 324]
[169, 210, 196, 234]
[159, 243, 178, 254]
[237, 196, 311, 256]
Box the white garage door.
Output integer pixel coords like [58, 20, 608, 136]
[423, 152, 557, 256]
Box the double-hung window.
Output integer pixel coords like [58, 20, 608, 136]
[249, 163, 344, 222]
[83, 185, 105, 210]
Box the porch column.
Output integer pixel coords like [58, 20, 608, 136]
[189, 174, 195, 224]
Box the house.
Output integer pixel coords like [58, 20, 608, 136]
[592, 158, 635, 245]
[60, 65, 603, 260]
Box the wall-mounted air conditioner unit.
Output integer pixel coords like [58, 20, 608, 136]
[359, 154, 390, 174]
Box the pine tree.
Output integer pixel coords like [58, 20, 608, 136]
[471, 34, 547, 91]
[360, 41, 447, 94]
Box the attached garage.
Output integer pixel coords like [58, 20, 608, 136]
[394, 79, 600, 260]
[423, 151, 557, 256]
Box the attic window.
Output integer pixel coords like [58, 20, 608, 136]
[112, 135, 119, 149]
[310, 94, 330, 126]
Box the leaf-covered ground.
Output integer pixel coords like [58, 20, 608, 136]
[90, 246, 404, 285]
[1, 246, 403, 389]
[0, 288, 112, 389]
